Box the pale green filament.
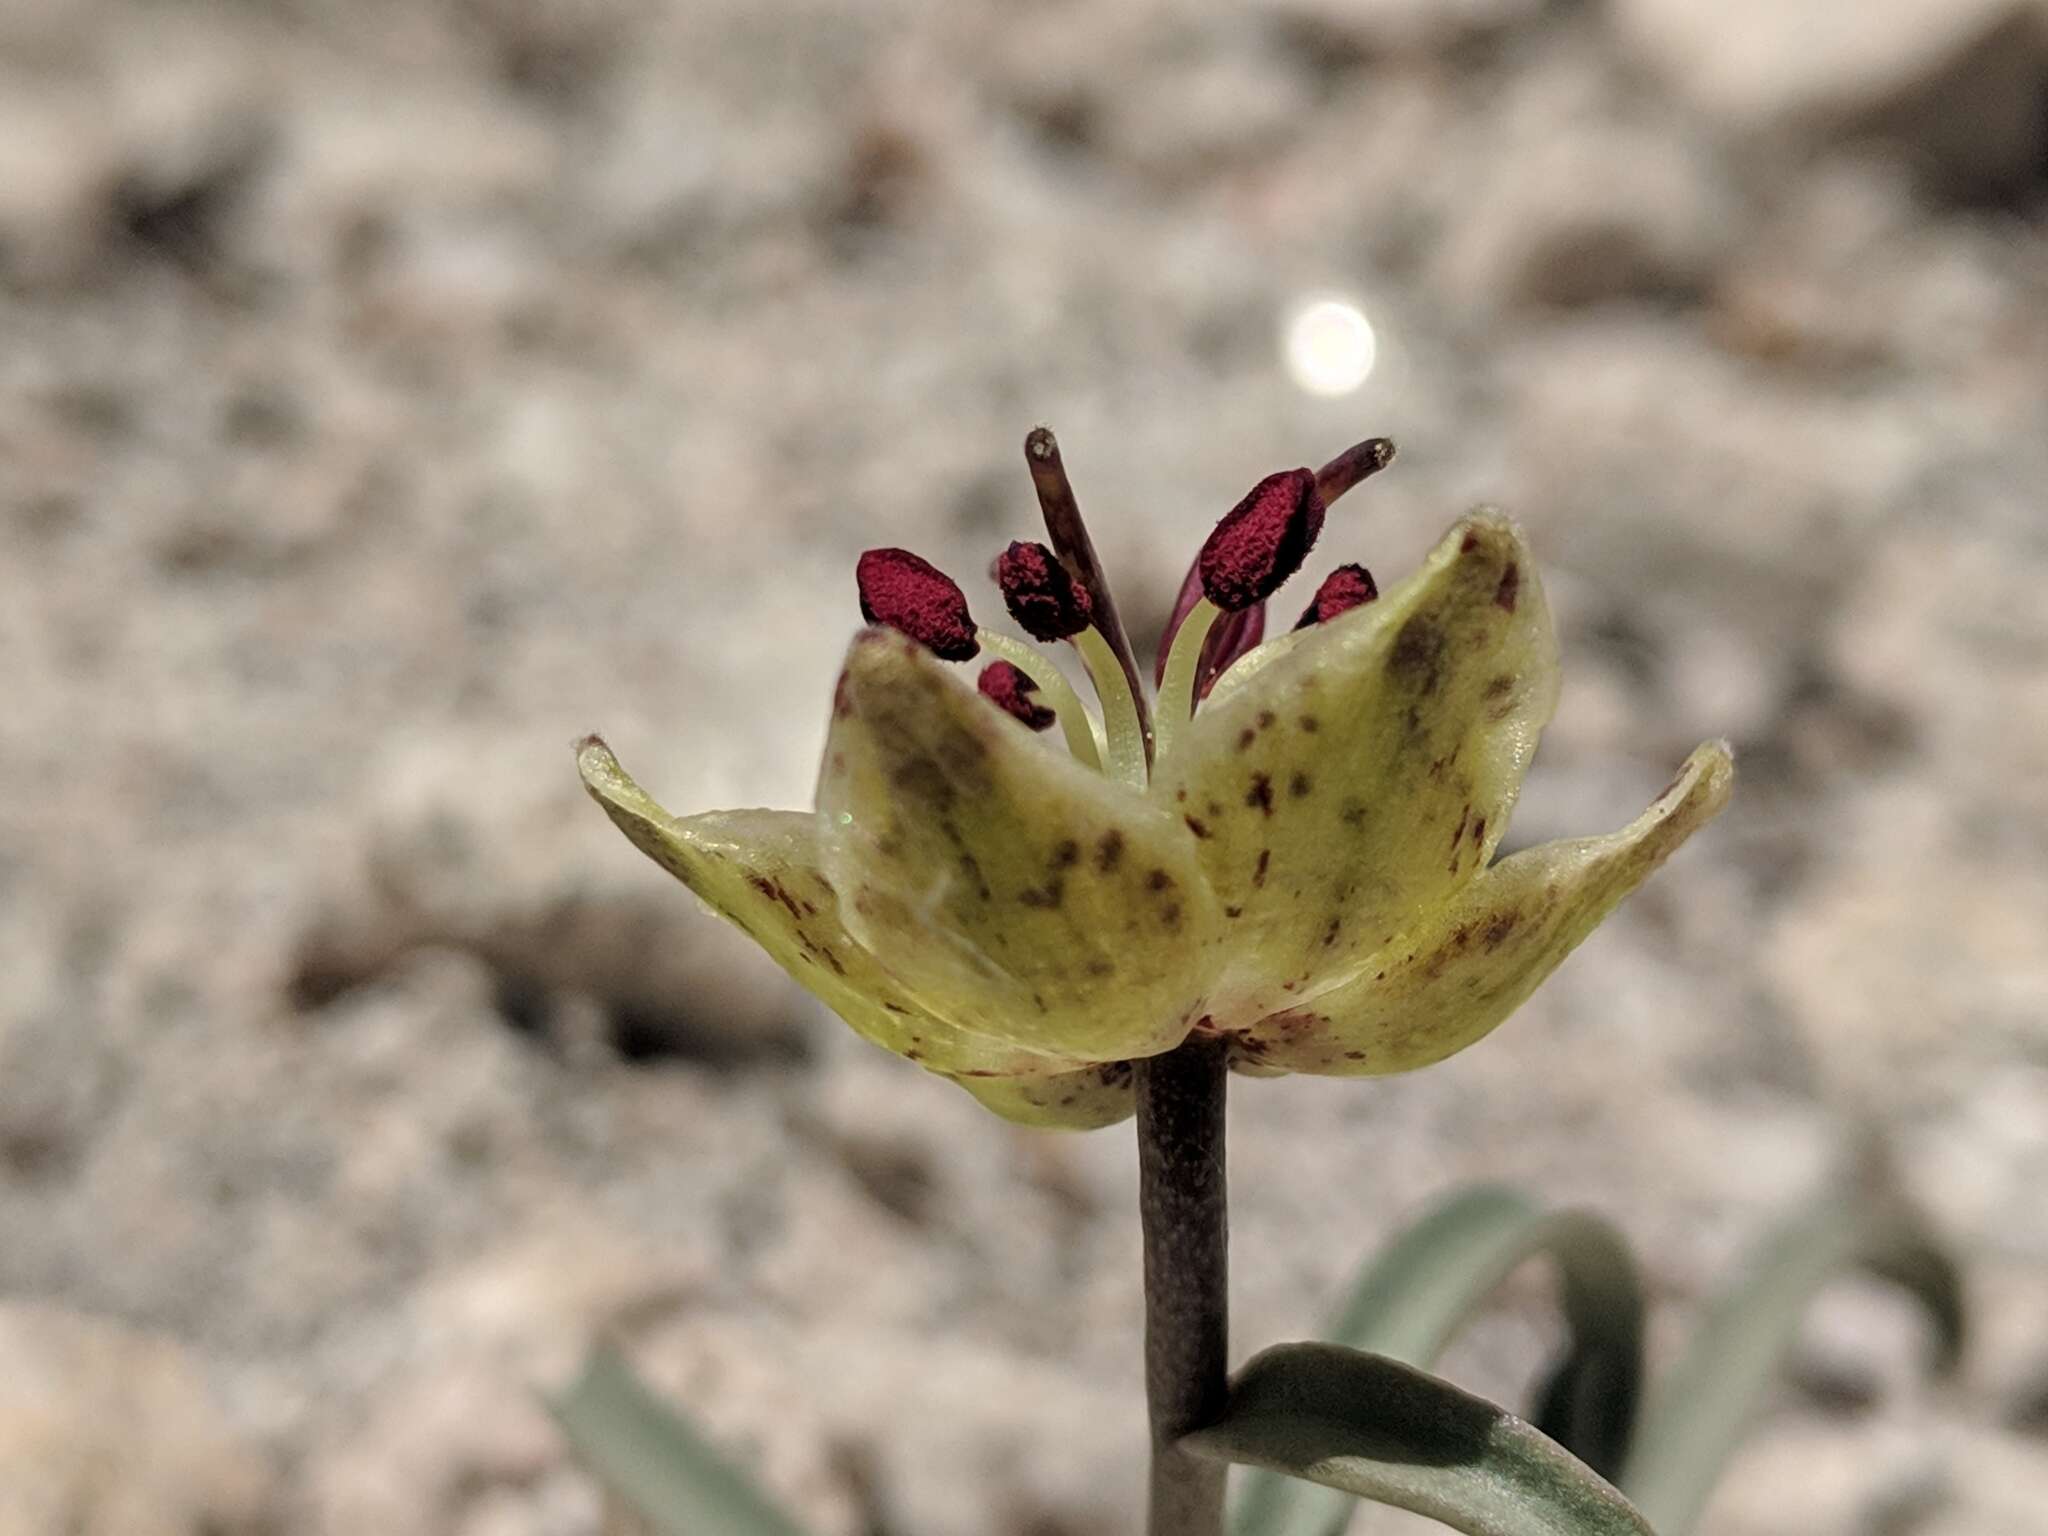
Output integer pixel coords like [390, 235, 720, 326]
[1074, 627, 1149, 789]
[976, 629, 1103, 771]
[1153, 598, 1220, 767]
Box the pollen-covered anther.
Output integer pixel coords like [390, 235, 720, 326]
[1197, 468, 1325, 613]
[996, 540, 1095, 641]
[977, 660, 1057, 731]
[1293, 563, 1379, 630]
[856, 547, 980, 661]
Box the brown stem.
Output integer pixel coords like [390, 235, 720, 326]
[1311, 435, 1396, 507]
[1023, 426, 1156, 765]
[1136, 1036, 1230, 1536]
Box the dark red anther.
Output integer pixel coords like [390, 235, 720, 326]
[1157, 560, 1267, 705]
[996, 540, 1094, 641]
[977, 661, 1055, 731]
[1293, 564, 1379, 629]
[1198, 468, 1324, 613]
[856, 548, 980, 661]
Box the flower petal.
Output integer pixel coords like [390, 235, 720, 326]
[950, 1063, 1135, 1130]
[1231, 741, 1734, 1075]
[1151, 512, 1561, 1024]
[577, 736, 1067, 1077]
[818, 631, 1222, 1062]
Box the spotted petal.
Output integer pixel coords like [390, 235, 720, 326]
[1152, 513, 1560, 1026]
[818, 631, 1222, 1063]
[951, 1063, 1136, 1130]
[1231, 741, 1734, 1075]
[578, 737, 1070, 1078]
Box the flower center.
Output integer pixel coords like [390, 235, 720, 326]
[852, 431, 1396, 788]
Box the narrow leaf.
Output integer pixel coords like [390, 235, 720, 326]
[1188, 1343, 1657, 1536]
[1620, 1166, 1965, 1536]
[550, 1345, 813, 1536]
[1234, 1186, 1645, 1536]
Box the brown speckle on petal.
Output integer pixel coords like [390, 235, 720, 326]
[1389, 615, 1445, 695]
[1494, 562, 1520, 613]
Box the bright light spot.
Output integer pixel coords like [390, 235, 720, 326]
[1283, 298, 1377, 397]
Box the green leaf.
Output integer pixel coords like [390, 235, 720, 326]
[1620, 1164, 1965, 1536]
[549, 1345, 813, 1536]
[1234, 1186, 1645, 1536]
[1187, 1343, 1657, 1536]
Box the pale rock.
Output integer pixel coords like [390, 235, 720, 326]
[1933, 1432, 2048, 1535]
[1705, 160, 2030, 371]
[1497, 323, 1918, 665]
[415, 1208, 709, 1382]
[1613, 0, 2048, 198]
[1438, 119, 1736, 310]
[1257, 0, 1545, 59]
[0, 80, 121, 285]
[625, 1317, 1143, 1536]
[1824, 525, 2048, 821]
[0, 1003, 116, 1180]
[1095, 47, 1317, 182]
[1699, 1419, 1919, 1536]
[249, 68, 562, 279]
[0, 1305, 275, 1536]
[289, 730, 811, 1062]
[1765, 780, 2048, 1107]
[305, 1212, 700, 1536]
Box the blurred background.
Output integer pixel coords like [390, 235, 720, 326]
[3, 0, 2046, 1531]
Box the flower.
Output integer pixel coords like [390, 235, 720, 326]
[579, 429, 1732, 1129]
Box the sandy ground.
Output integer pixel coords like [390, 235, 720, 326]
[3, 0, 2047, 1532]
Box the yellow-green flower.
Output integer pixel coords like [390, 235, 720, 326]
[579, 429, 1731, 1129]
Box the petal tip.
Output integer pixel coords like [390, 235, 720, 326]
[576, 733, 623, 788]
[1677, 738, 1737, 816]
[842, 621, 944, 694]
[1446, 507, 1529, 560]
[1635, 739, 1736, 858]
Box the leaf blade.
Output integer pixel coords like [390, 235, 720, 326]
[1189, 1343, 1657, 1536]
[1619, 1168, 1965, 1536]
[549, 1345, 813, 1536]
[1234, 1186, 1646, 1536]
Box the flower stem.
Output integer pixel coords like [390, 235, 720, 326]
[1136, 1036, 1230, 1536]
